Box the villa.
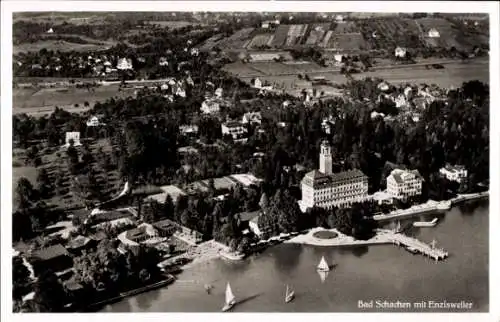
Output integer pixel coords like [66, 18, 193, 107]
[387, 169, 423, 200]
[440, 165, 468, 183]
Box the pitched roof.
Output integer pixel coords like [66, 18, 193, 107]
[303, 169, 368, 188]
[236, 210, 260, 222]
[66, 236, 91, 249]
[31, 244, 70, 261]
[126, 227, 148, 240]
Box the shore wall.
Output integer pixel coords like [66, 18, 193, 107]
[87, 275, 175, 310]
[374, 191, 489, 222]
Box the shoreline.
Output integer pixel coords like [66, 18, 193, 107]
[284, 227, 392, 247]
[86, 274, 175, 311]
[374, 191, 488, 222]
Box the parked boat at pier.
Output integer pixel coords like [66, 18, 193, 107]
[413, 218, 439, 227]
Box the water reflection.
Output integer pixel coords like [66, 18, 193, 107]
[351, 245, 369, 258]
[136, 286, 161, 311]
[272, 244, 303, 273]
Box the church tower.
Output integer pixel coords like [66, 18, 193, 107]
[319, 140, 333, 175]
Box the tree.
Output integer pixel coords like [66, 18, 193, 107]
[15, 177, 37, 211]
[259, 192, 269, 210]
[13, 256, 31, 301]
[237, 236, 250, 254]
[163, 194, 175, 219]
[33, 270, 67, 312]
[37, 168, 53, 199]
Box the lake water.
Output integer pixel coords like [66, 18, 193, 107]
[101, 201, 489, 312]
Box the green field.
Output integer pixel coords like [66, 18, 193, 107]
[13, 85, 136, 115]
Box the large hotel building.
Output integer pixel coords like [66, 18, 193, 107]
[300, 141, 369, 211]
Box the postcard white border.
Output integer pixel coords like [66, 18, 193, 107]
[1, 1, 499, 322]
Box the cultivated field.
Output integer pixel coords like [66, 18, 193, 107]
[13, 40, 114, 54]
[145, 21, 202, 29]
[225, 58, 489, 96]
[13, 85, 136, 115]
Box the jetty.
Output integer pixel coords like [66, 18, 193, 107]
[390, 233, 448, 261]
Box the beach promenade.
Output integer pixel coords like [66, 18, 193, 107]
[286, 227, 449, 261]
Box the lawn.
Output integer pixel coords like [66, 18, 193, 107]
[313, 230, 338, 239]
[13, 84, 136, 114]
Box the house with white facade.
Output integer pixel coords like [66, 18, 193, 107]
[394, 94, 409, 109]
[377, 82, 390, 92]
[116, 58, 133, 70]
[395, 47, 407, 58]
[299, 141, 369, 211]
[201, 99, 221, 114]
[65, 132, 81, 147]
[428, 28, 440, 38]
[241, 112, 262, 125]
[215, 87, 223, 98]
[386, 169, 423, 200]
[440, 165, 468, 183]
[86, 116, 102, 127]
[221, 121, 248, 140]
[253, 78, 262, 89]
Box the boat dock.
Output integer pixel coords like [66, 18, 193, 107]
[390, 234, 448, 261]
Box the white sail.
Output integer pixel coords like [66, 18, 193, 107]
[317, 256, 330, 271]
[225, 283, 235, 305]
[286, 285, 289, 297]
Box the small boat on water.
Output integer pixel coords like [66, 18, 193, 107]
[317, 256, 330, 272]
[406, 246, 419, 254]
[222, 282, 236, 312]
[204, 284, 213, 294]
[413, 218, 439, 227]
[285, 285, 295, 303]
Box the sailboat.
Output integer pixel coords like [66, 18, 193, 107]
[285, 285, 295, 303]
[317, 256, 330, 272]
[396, 221, 401, 232]
[222, 282, 236, 312]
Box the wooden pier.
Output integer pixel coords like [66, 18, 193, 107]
[390, 234, 449, 261]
